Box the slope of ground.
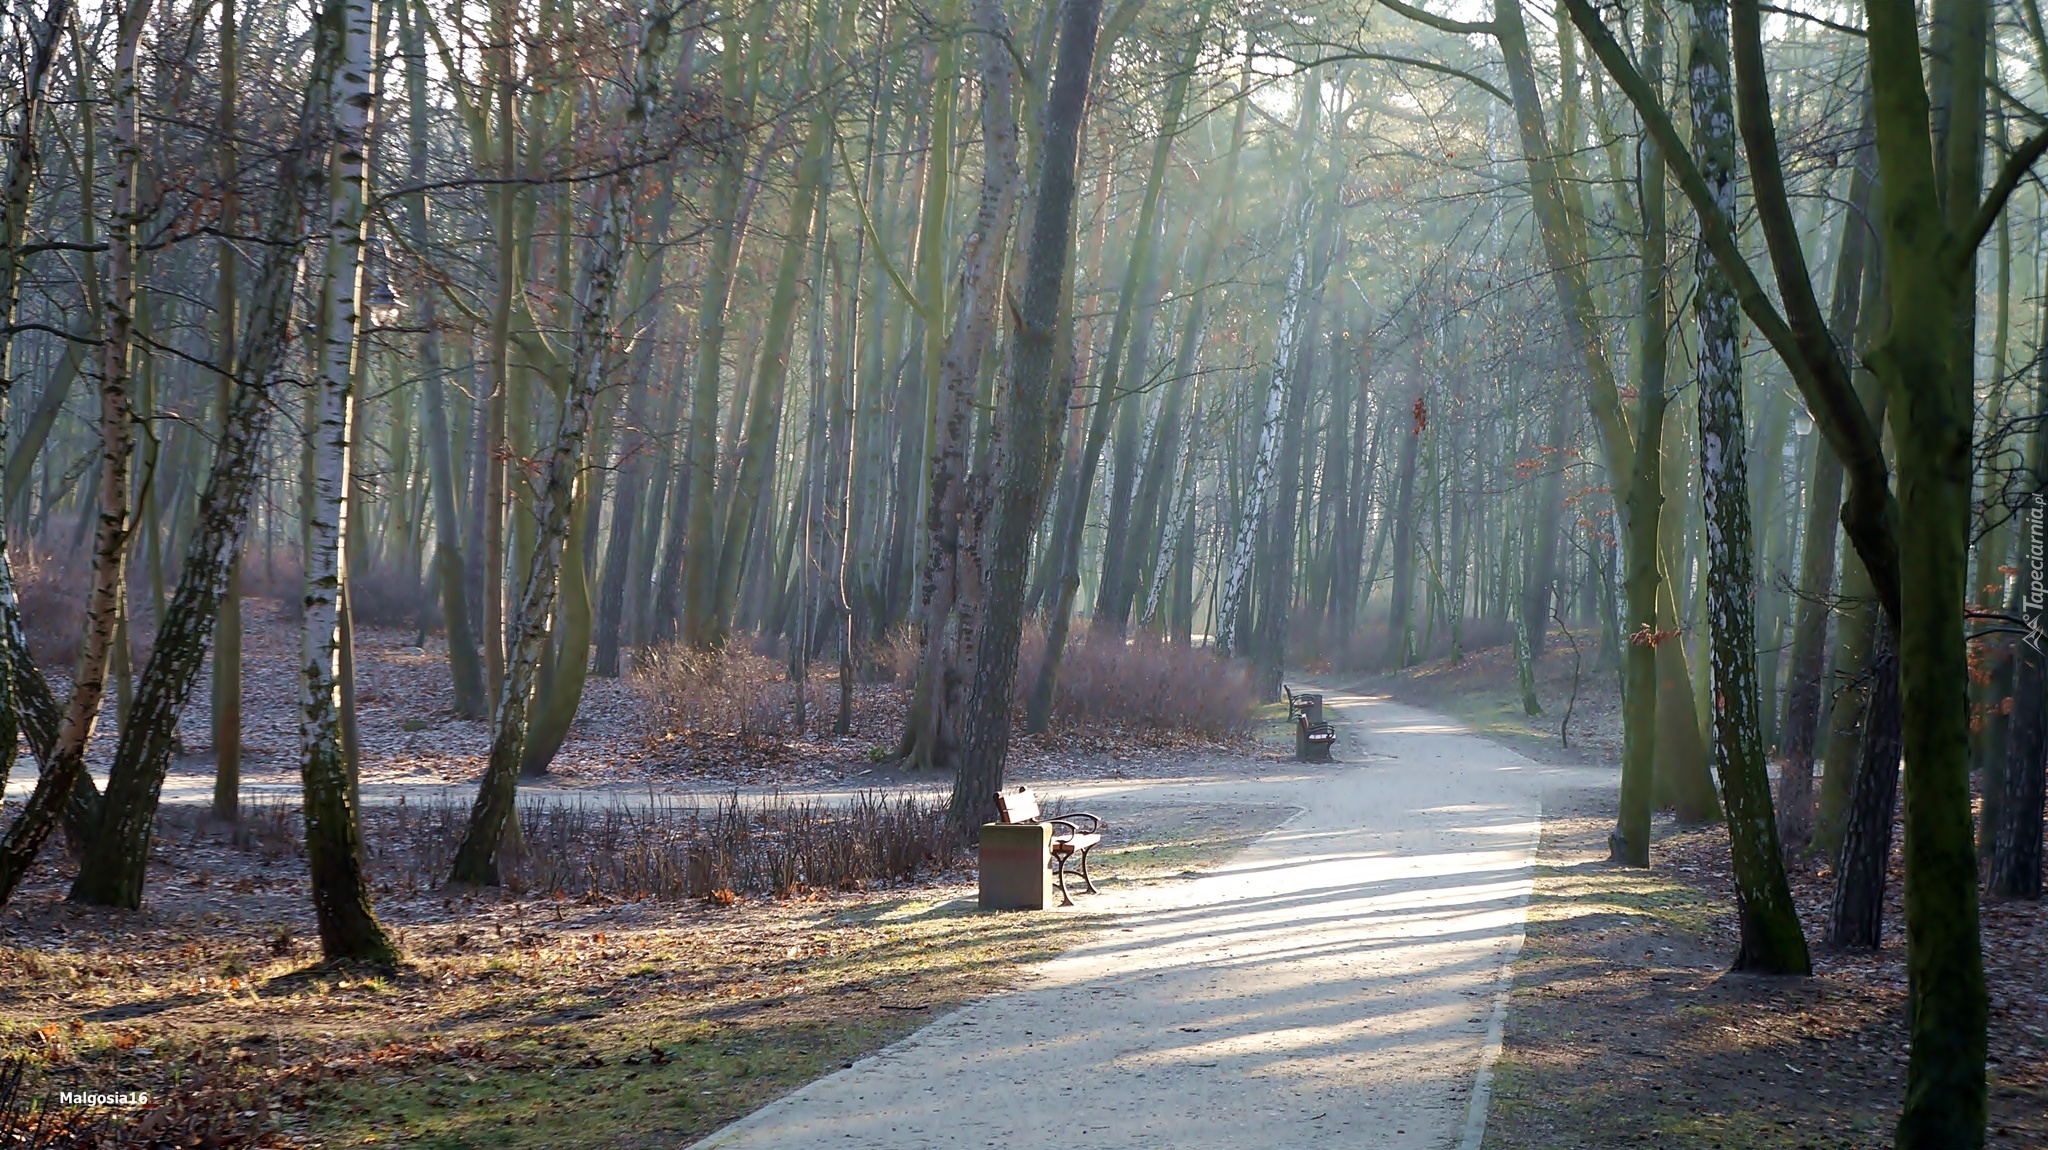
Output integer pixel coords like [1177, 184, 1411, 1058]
[1365, 643, 2048, 1150]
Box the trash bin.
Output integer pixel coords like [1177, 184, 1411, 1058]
[978, 821, 1052, 909]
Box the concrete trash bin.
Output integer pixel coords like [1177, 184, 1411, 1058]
[978, 822, 1053, 909]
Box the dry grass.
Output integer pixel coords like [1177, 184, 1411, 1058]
[0, 885, 1069, 1150]
[156, 791, 967, 903]
[0, 1051, 285, 1148]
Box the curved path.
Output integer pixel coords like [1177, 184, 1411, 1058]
[690, 687, 1613, 1149]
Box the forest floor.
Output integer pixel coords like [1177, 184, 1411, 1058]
[0, 777, 1290, 1150]
[1366, 644, 2048, 1150]
[0, 600, 1288, 1147]
[6, 594, 1224, 808]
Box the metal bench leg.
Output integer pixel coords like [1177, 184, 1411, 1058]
[1053, 856, 1074, 907]
[1078, 844, 1098, 894]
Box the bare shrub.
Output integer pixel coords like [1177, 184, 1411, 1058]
[10, 546, 84, 669]
[1015, 627, 1252, 740]
[347, 562, 425, 628]
[871, 623, 919, 683]
[633, 643, 833, 746]
[158, 791, 964, 900]
[158, 796, 303, 863]
[238, 553, 305, 605]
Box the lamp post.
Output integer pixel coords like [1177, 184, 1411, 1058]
[366, 278, 403, 331]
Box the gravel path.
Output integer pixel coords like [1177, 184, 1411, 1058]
[688, 686, 1614, 1149]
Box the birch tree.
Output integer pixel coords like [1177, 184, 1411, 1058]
[295, 0, 398, 961]
[450, 0, 677, 884]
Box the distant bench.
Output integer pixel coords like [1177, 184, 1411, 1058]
[1285, 686, 1337, 762]
[992, 786, 1104, 908]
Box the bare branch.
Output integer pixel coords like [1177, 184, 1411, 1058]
[1373, 0, 1497, 37]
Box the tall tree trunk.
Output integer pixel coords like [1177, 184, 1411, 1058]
[1656, 423, 1719, 820]
[1384, 387, 1423, 668]
[1869, 0, 1992, 1135]
[1995, 561, 2045, 897]
[1688, 0, 1808, 975]
[1827, 618, 1901, 948]
[449, 0, 671, 884]
[1256, 278, 1321, 697]
[1026, 22, 1203, 727]
[1972, 103, 2018, 860]
[949, 0, 1102, 837]
[402, 0, 485, 716]
[520, 461, 597, 776]
[900, 0, 1020, 771]
[1522, 403, 1566, 659]
[679, 3, 767, 649]
[706, 46, 834, 647]
[594, 442, 643, 677]
[1093, 19, 1210, 637]
[210, 0, 243, 822]
[1613, 0, 1668, 867]
[0, 0, 87, 860]
[480, 0, 519, 705]
[278, 0, 399, 961]
[1779, 156, 1872, 857]
[0, 0, 148, 908]
[1819, 503, 1885, 856]
[1217, 198, 1314, 659]
[1333, 359, 1382, 643]
[1992, 347, 2046, 898]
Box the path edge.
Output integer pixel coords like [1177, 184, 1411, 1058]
[1456, 802, 1539, 1150]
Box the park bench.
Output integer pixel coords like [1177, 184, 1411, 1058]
[1285, 686, 1337, 762]
[993, 786, 1104, 907]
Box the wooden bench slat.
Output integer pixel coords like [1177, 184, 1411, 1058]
[995, 787, 1041, 824]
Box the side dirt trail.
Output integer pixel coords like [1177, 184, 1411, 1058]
[692, 690, 1613, 1149]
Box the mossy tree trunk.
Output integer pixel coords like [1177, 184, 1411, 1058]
[1829, 619, 1902, 949]
[1779, 122, 1873, 857]
[1613, 0, 1667, 868]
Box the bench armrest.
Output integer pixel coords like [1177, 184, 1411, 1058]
[1049, 813, 1103, 838]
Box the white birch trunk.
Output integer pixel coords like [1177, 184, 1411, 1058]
[1216, 202, 1312, 656]
[36, 0, 150, 799]
[1686, 0, 1806, 973]
[295, 0, 400, 958]
[301, 0, 377, 787]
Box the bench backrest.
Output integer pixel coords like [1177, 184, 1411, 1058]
[995, 787, 1041, 824]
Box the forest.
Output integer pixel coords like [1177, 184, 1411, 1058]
[0, 0, 2043, 1143]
